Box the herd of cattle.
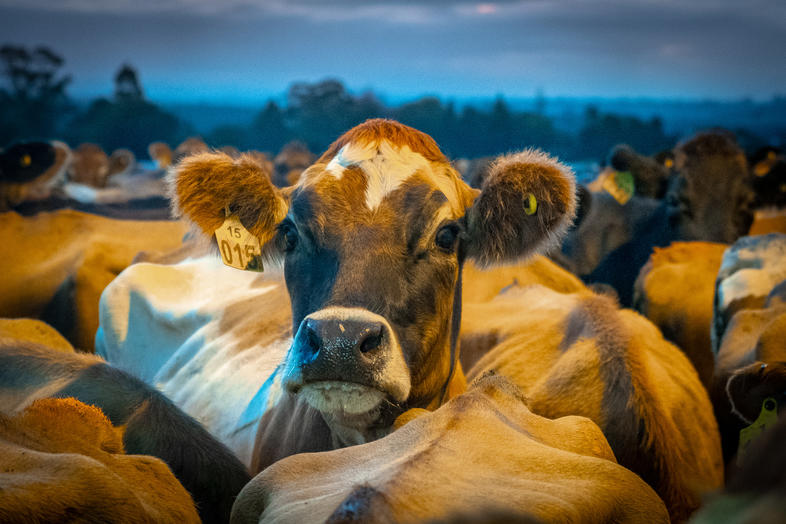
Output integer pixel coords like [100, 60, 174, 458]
[1, 118, 785, 523]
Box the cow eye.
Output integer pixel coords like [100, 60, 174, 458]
[278, 222, 299, 252]
[435, 224, 459, 252]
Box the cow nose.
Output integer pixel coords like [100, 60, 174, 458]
[300, 317, 385, 358]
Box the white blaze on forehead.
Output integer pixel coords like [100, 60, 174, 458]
[325, 139, 459, 212]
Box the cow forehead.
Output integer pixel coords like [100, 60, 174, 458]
[299, 139, 471, 215]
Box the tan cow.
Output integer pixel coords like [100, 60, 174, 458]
[0, 209, 186, 351]
[0, 141, 71, 210]
[148, 141, 173, 169]
[0, 397, 200, 523]
[231, 374, 669, 524]
[68, 143, 110, 188]
[463, 285, 723, 522]
[633, 241, 728, 387]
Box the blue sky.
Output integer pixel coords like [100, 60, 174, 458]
[1, 0, 784, 103]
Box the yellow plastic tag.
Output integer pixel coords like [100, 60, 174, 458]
[21, 154, 31, 167]
[737, 397, 778, 462]
[602, 170, 635, 205]
[214, 214, 264, 272]
[523, 192, 537, 215]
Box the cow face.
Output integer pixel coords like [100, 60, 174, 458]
[170, 119, 576, 436]
[667, 132, 754, 243]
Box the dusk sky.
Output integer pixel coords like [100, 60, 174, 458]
[1, 0, 784, 104]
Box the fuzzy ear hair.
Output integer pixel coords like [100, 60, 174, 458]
[168, 152, 289, 245]
[465, 149, 577, 267]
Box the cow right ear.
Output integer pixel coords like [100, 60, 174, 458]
[168, 152, 289, 246]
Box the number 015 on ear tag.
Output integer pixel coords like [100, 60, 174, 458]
[214, 215, 264, 272]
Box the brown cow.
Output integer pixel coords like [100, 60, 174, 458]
[272, 140, 316, 186]
[710, 234, 786, 463]
[633, 241, 728, 387]
[0, 141, 70, 210]
[0, 209, 186, 351]
[463, 285, 723, 522]
[68, 143, 111, 188]
[167, 118, 577, 472]
[148, 141, 173, 169]
[231, 374, 668, 524]
[0, 340, 251, 523]
[0, 397, 200, 523]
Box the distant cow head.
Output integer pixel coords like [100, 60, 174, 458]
[667, 131, 754, 243]
[169, 119, 576, 437]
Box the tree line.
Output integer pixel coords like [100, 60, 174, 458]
[2, 44, 679, 161]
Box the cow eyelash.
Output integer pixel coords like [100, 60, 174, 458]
[277, 220, 299, 252]
[434, 222, 461, 253]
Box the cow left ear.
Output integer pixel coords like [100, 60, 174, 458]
[168, 152, 289, 247]
[464, 149, 577, 267]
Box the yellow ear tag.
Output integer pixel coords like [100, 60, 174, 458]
[737, 397, 778, 463]
[754, 161, 770, 177]
[20, 154, 31, 167]
[523, 192, 537, 215]
[602, 170, 635, 205]
[664, 158, 674, 169]
[214, 210, 264, 272]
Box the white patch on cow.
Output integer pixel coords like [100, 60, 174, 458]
[324, 140, 437, 211]
[300, 381, 386, 415]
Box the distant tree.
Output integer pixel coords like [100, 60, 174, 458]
[251, 100, 291, 152]
[114, 64, 144, 101]
[0, 44, 72, 144]
[576, 105, 674, 160]
[67, 64, 189, 156]
[488, 96, 514, 153]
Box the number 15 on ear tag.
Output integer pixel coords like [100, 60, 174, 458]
[214, 215, 264, 272]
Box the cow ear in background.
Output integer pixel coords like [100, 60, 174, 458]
[464, 149, 577, 267]
[168, 152, 289, 246]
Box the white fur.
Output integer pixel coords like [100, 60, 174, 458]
[325, 140, 434, 211]
[300, 381, 386, 415]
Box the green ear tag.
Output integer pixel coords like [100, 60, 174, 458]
[214, 212, 264, 272]
[602, 170, 635, 205]
[737, 397, 778, 463]
[523, 193, 537, 215]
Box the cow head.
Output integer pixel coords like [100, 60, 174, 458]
[169, 119, 576, 439]
[667, 131, 754, 243]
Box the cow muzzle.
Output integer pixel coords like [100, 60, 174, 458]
[282, 307, 411, 418]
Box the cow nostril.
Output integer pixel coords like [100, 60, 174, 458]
[305, 322, 321, 356]
[359, 332, 383, 353]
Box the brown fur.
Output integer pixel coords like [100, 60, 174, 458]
[633, 241, 728, 387]
[68, 143, 110, 187]
[0, 397, 200, 523]
[168, 152, 286, 246]
[0, 318, 74, 353]
[233, 375, 668, 524]
[464, 285, 723, 522]
[173, 137, 209, 163]
[148, 141, 173, 169]
[466, 149, 577, 267]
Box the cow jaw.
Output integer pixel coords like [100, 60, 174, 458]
[299, 381, 386, 417]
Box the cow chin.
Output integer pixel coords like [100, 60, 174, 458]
[298, 381, 387, 418]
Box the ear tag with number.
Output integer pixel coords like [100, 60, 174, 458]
[602, 170, 635, 205]
[737, 397, 778, 463]
[214, 212, 264, 272]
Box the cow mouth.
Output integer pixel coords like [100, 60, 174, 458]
[295, 380, 388, 417]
